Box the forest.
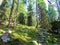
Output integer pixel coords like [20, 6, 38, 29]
[0, 0, 60, 45]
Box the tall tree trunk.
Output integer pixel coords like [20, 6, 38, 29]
[36, 0, 38, 28]
[14, 0, 19, 27]
[8, 0, 14, 28]
[36, 0, 40, 28]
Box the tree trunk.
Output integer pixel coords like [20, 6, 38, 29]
[8, 0, 14, 28]
[36, 0, 38, 28]
[28, 15, 32, 26]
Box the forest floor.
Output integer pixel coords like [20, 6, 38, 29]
[0, 24, 58, 45]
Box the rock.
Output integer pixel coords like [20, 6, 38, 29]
[54, 44, 58, 45]
[1, 32, 10, 42]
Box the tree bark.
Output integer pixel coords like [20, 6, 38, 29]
[8, 0, 14, 28]
[36, 0, 39, 28]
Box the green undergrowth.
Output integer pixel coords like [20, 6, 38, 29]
[0, 24, 38, 45]
[0, 24, 58, 45]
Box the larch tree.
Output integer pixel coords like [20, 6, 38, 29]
[36, 0, 39, 28]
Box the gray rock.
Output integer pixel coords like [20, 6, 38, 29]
[1, 33, 9, 42]
[54, 44, 58, 45]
